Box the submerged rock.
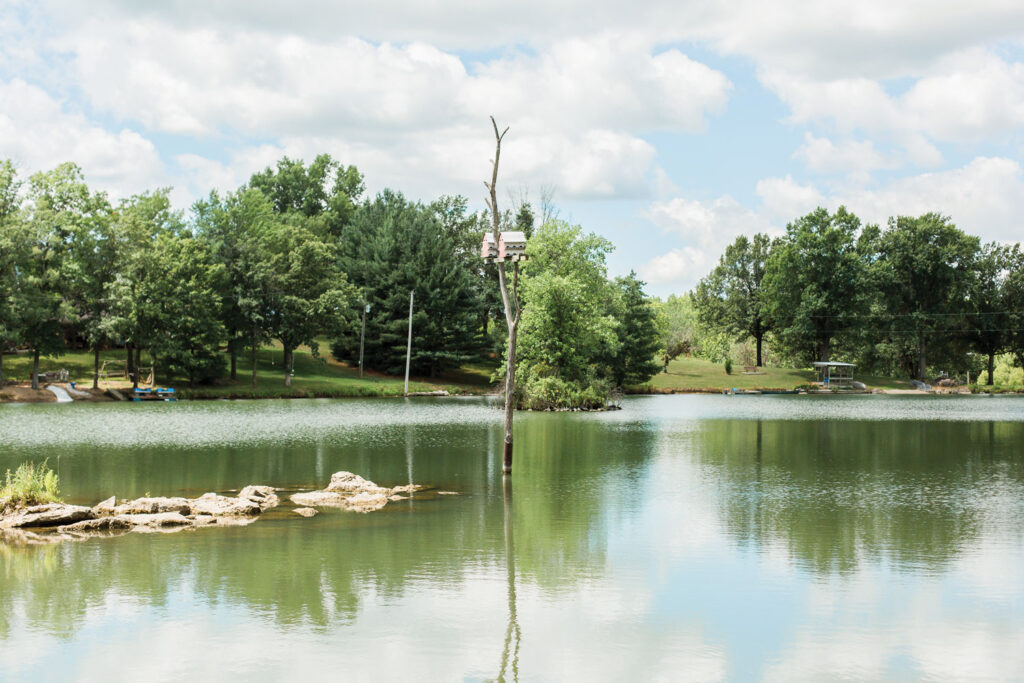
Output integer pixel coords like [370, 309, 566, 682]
[290, 472, 427, 513]
[293, 507, 317, 518]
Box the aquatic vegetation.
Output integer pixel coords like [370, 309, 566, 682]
[0, 461, 61, 510]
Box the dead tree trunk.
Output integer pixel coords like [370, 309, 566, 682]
[484, 116, 522, 476]
[93, 347, 100, 389]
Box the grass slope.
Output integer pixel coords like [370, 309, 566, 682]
[633, 356, 912, 392]
[1, 346, 496, 399]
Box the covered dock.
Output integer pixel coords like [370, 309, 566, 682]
[812, 361, 857, 389]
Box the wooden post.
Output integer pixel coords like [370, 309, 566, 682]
[404, 290, 414, 396]
[359, 300, 367, 378]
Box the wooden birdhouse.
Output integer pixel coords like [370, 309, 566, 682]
[498, 231, 527, 261]
[481, 232, 498, 260]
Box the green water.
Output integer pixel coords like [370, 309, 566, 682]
[1, 395, 1023, 681]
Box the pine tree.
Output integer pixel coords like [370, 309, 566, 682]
[608, 272, 662, 387]
[336, 190, 483, 376]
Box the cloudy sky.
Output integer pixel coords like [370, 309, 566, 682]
[3, 1, 1024, 294]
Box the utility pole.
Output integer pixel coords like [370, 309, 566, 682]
[404, 290, 414, 396]
[359, 300, 369, 378]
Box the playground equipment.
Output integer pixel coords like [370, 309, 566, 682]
[98, 360, 154, 387]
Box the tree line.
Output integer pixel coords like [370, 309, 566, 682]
[0, 156, 662, 401]
[690, 207, 1024, 384]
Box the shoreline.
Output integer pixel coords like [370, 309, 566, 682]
[2, 382, 1019, 405]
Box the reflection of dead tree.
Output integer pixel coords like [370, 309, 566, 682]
[497, 476, 520, 682]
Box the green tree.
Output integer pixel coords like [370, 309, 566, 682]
[873, 213, 979, 380]
[336, 190, 483, 376]
[0, 161, 25, 386]
[105, 189, 184, 387]
[1005, 248, 1024, 372]
[514, 220, 618, 408]
[16, 163, 102, 388]
[967, 243, 1018, 385]
[248, 154, 363, 238]
[192, 188, 278, 384]
[607, 272, 661, 386]
[262, 217, 354, 386]
[142, 234, 227, 386]
[694, 233, 774, 367]
[763, 207, 869, 363]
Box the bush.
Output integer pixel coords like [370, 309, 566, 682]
[1, 460, 61, 510]
[724, 358, 733, 375]
[513, 371, 612, 410]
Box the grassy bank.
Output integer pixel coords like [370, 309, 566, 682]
[1, 346, 496, 400]
[629, 356, 913, 393]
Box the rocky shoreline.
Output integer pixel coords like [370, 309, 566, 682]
[0, 471, 449, 546]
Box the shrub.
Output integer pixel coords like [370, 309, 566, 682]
[1, 460, 61, 510]
[724, 358, 733, 375]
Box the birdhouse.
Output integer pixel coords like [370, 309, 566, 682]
[481, 232, 499, 260]
[498, 231, 527, 261]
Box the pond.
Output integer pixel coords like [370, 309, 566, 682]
[2, 395, 1023, 681]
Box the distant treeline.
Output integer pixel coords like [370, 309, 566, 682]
[681, 207, 1024, 384]
[0, 156, 662, 402]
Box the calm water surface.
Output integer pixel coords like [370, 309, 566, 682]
[1, 395, 1023, 681]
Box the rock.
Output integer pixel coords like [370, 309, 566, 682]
[192, 515, 218, 527]
[290, 489, 389, 513]
[437, 491, 459, 495]
[5, 503, 95, 529]
[326, 471, 389, 495]
[346, 492, 389, 512]
[391, 484, 426, 495]
[117, 497, 192, 516]
[290, 490, 344, 508]
[293, 507, 317, 517]
[238, 485, 279, 510]
[122, 512, 193, 528]
[62, 516, 134, 533]
[92, 496, 117, 515]
[189, 492, 262, 517]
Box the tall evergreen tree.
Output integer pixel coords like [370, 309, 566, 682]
[608, 272, 661, 387]
[336, 190, 483, 376]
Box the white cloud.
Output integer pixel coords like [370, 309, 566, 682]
[639, 247, 711, 285]
[0, 78, 164, 199]
[763, 49, 1024, 156]
[841, 156, 1024, 241]
[755, 175, 825, 220]
[52, 0, 1024, 81]
[640, 196, 780, 287]
[43, 19, 730, 202]
[794, 133, 896, 175]
[642, 155, 1024, 291]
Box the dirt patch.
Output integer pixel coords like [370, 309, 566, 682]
[0, 383, 112, 403]
[0, 385, 57, 403]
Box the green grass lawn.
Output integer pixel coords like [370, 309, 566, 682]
[1, 346, 498, 399]
[633, 356, 912, 392]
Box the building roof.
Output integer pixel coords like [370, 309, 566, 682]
[811, 361, 857, 367]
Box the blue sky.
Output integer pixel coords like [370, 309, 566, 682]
[3, 0, 1024, 295]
